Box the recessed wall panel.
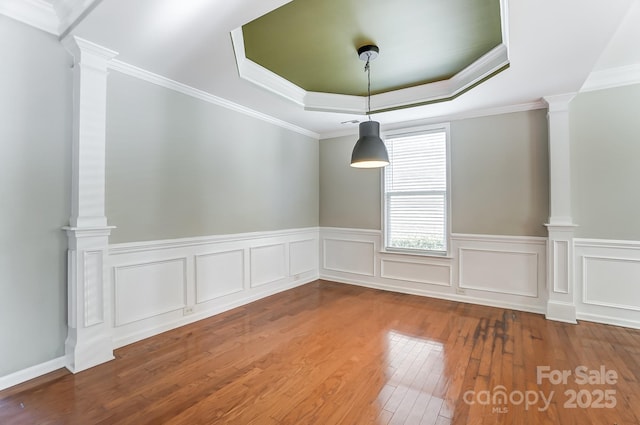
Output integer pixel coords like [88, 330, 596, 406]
[250, 244, 286, 287]
[554, 240, 569, 294]
[584, 256, 640, 311]
[459, 248, 538, 297]
[195, 250, 244, 303]
[83, 250, 104, 327]
[381, 259, 451, 286]
[323, 239, 375, 276]
[114, 258, 187, 326]
[290, 239, 317, 275]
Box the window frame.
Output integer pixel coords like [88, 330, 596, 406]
[381, 123, 452, 257]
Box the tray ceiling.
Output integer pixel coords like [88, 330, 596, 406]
[241, 0, 503, 97]
[233, 0, 509, 114]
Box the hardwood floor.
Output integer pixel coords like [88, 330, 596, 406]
[1, 280, 639, 424]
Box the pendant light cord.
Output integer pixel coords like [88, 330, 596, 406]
[365, 55, 372, 121]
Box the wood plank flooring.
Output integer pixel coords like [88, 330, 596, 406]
[1, 280, 639, 424]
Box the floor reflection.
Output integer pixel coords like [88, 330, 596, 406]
[376, 331, 447, 424]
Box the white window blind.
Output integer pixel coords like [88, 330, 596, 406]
[384, 129, 448, 253]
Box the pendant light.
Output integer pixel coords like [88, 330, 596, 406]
[350, 45, 389, 168]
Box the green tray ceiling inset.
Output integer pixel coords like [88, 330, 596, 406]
[242, 0, 503, 96]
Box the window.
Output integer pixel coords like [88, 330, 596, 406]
[383, 125, 450, 254]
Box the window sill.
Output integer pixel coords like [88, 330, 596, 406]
[379, 249, 453, 260]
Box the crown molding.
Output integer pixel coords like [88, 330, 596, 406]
[55, 0, 101, 39]
[499, 0, 510, 53]
[230, 28, 306, 107]
[0, 0, 100, 37]
[0, 0, 58, 34]
[319, 100, 547, 140]
[109, 59, 319, 139]
[231, 0, 511, 116]
[580, 63, 640, 93]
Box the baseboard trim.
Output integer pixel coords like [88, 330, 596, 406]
[321, 274, 546, 316]
[0, 356, 66, 392]
[577, 312, 640, 330]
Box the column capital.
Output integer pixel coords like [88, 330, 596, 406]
[543, 93, 576, 112]
[62, 36, 118, 64]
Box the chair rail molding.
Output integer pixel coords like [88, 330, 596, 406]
[61, 36, 118, 373]
[544, 93, 578, 324]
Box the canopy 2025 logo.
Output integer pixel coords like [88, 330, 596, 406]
[462, 365, 618, 414]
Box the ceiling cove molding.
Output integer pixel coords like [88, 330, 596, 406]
[230, 28, 306, 107]
[368, 44, 509, 113]
[499, 0, 510, 53]
[0, 0, 59, 35]
[55, 0, 101, 38]
[109, 59, 319, 139]
[319, 100, 548, 140]
[580, 64, 640, 93]
[231, 24, 510, 115]
[0, 0, 100, 37]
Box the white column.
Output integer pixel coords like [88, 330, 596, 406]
[62, 36, 118, 372]
[543, 93, 578, 324]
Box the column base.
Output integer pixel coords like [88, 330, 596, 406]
[65, 330, 114, 373]
[546, 300, 577, 324]
[64, 225, 115, 374]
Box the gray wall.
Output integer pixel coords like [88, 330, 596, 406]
[571, 84, 640, 240]
[106, 72, 319, 243]
[0, 18, 71, 376]
[319, 110, 550, 237]
[319, 135, 382, 229]
[451, 110, 549, 237]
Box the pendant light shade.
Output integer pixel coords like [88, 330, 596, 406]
[350, 44, 389, 169]
[350, 121, 389, 168]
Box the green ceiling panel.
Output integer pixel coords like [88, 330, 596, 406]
[242, 0, 502, 96]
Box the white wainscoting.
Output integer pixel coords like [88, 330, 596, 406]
[575, 239, 640, 329]
[195, 249, 245, 304]
[323, 237, 376, 276]
[381, 257, 450, 287]
[319, 228, 547, 314]
[452, 234, 547, 313]
[108, 228, 319, 348]
[114, 258, 187, 327]
[250, 244, 287, 288]
[290, 239, 317, 276]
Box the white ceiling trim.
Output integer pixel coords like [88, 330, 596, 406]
[319, 100, 547, 140]
[580, 64, 640, 93]
[230, 27, 306, 108]
[231, 27, 510, 115]
[109, 59, 320, 139]
[0, 0, 58, 35]
[55, 0, 101, 38]
[0, 0, 100, 37]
